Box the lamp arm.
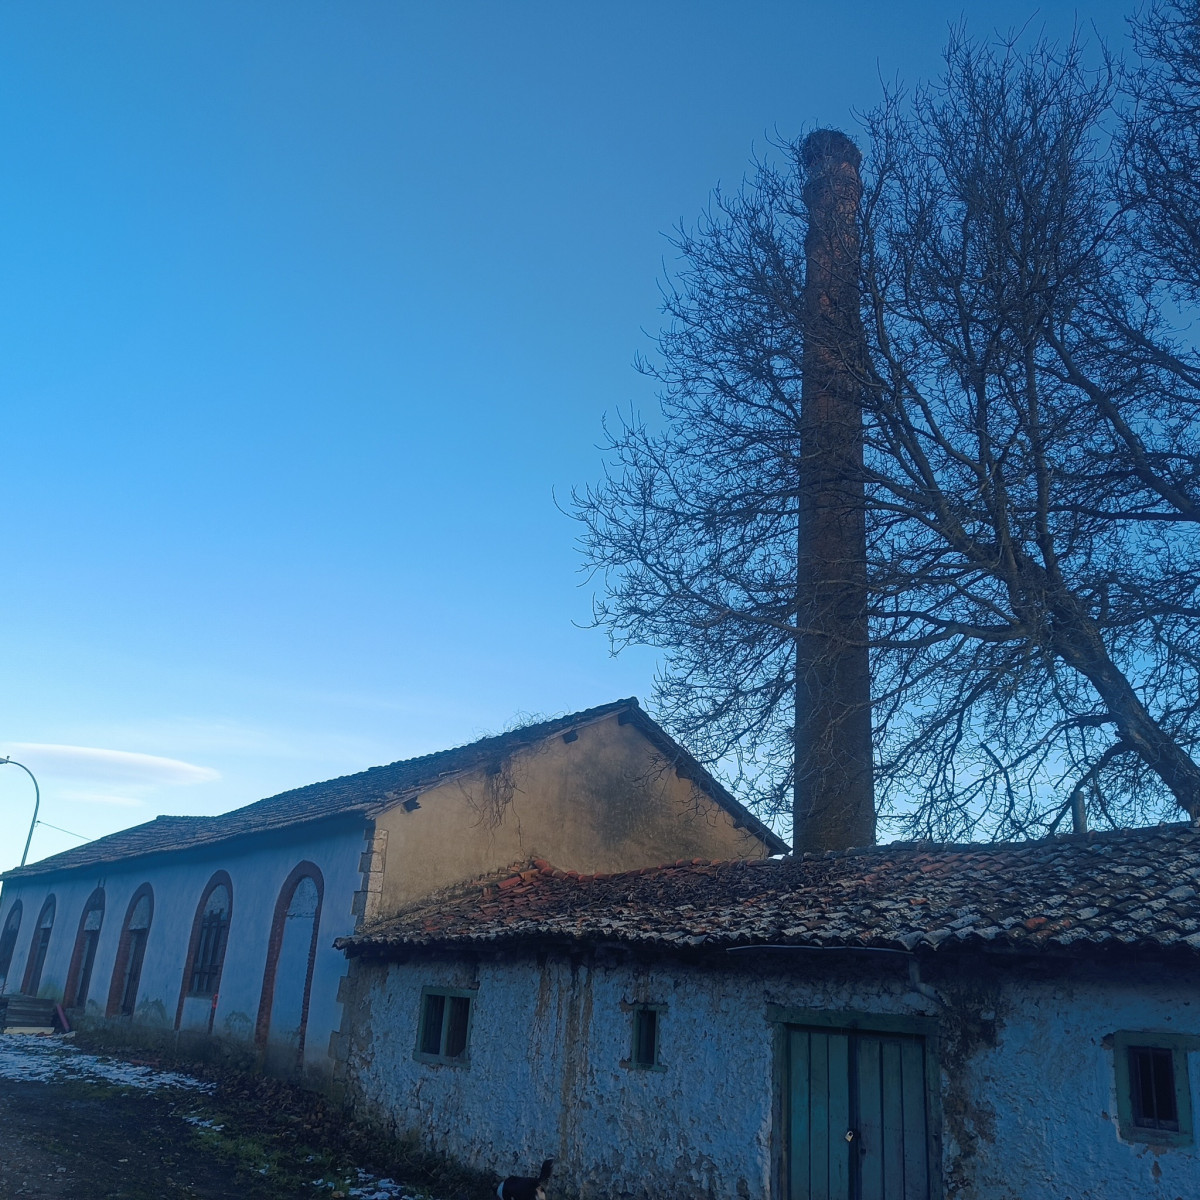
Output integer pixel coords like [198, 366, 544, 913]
[1, 758, 42, 868]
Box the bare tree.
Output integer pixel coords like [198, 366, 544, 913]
[576, 17, 1200, 841]
[1121, 0, 1200, 297]
[574, 161, 807, 830]
[861, 31, 1200, 838]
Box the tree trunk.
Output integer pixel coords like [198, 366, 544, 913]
[1046, 587, 1200, 819]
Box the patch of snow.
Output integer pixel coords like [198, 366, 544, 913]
[183, 1115, 225, 1130]
[346, 1173, 429, 1199]
[0, 1034, 212, 1092]
[311, 1166, 433, 1199]
[0, 1035, 438, 1198]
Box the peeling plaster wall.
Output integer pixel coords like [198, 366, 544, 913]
[374, 713, 772, 911]
[941, 969, 1200, 1200]
[0, 817, 366, 1080]
[339, 952, 1200, 1200]
[340, 952, 933, 1199]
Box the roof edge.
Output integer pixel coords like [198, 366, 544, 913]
[0, 807, 370, 882]
[363, 698, 646, 817]
[618, 707, 788, 855]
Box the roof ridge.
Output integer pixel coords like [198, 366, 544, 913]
[2, 698, 647, 880]
[222, 698, 643, 814]
[384, 855, 746, 918]
[489, 857, 724, 890]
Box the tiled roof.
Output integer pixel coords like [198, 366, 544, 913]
[338, 821, 1200, 960]
[3, 699, 785, 881]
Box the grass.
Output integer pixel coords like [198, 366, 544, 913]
[71, 1028, 498, 1200]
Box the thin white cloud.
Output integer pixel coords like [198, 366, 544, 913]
[82, 718, 337, 759]
[58, 789, 145, 809]
[2, 744, 219, 787]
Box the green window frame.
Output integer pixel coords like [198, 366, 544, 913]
[1113, 1030, 1198, 1147]
[414, 987, 474, 1066]
[622, 1002, 666, 1071]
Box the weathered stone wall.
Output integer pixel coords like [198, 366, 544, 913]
[937, 963, 1200, 1199]
[339, 951, 927, 1197]
[338, 949, 1200, 1199]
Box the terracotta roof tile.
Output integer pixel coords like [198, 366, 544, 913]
[339, 821, 1200, 960]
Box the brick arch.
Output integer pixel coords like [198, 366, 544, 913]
[21, 894, 57, 995]
[175, 870, 233, 1032]
[105, 883, 154, 1018]
[63, 887, 106, 1009]
[254, 861, 325, 1063]
[0, 900, 23, 988]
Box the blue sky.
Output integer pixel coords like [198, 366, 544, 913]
[0, 1, 1134, 863]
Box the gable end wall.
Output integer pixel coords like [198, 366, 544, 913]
[374, 712, 771, 909]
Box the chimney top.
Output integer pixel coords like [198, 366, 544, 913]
[801, 128, 862, 173]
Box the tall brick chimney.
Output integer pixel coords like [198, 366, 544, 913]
[793, 129, 876, 854]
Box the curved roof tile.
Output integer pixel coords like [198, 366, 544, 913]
[339, 821, 1200, 960]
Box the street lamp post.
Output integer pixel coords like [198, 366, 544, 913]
[1, 757, 41, 867]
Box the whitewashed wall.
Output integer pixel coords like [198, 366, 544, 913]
[950, 974, 1200, 1199]
[338, 950, 1200, 1200]
[0, 815, 367, 1079]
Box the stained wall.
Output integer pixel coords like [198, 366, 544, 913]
[337, 949, 1200, 1200]
[373, 712, 773, 911]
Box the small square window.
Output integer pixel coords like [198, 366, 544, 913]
[1114, 1031, 1195, 1146]
[415, 988, 473, 1065]
[624, 1004, 665, 1071]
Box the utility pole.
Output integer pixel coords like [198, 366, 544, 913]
[793, 129, 876, 853]
[1, 756, 42, 867]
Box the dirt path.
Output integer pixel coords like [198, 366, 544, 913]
[0, 1035, 434, 1200]
[0, 1077, 271, 1199]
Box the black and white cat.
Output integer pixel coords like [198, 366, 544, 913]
[496, 1157, 554, 1200]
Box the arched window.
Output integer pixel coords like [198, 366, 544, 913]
[0, 902, 23, 992]
[21, 895, 56, 996]
[106, 884, 154, 1018]
[255, 862, 324, 1068]
[65, 888, 106, 1010]
[175, 872, 232, 1032]
[190, 885, 230, 995]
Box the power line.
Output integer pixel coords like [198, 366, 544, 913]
[35, 819, 88, 841]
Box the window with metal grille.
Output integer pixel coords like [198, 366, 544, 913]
[1114, 1031, 1195, 1146]
[415, 988, 473, 1064]
[27, 928, 52, 993]
[23, 896, 56, 996]
[188, 886, 230, 996]
[119, 892, 152, 1016]
[72, 904, 104, 1009]
[1129, 1046, 1179, 1131]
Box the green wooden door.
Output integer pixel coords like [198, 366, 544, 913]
[788, 1027, 931, 1200]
